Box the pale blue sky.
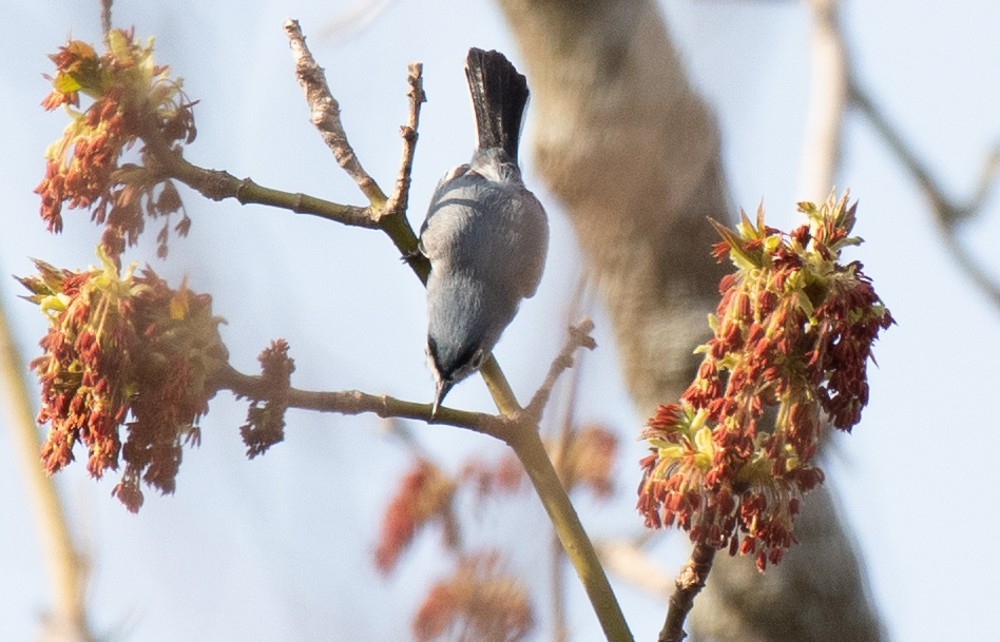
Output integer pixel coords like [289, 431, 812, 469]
[2, 1, 999, 640]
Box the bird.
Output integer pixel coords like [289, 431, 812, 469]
[418, 47, 549, 417]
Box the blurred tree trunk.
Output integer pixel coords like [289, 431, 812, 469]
[497, 0, 885, 639]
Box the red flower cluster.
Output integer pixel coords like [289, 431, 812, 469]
[239, 340, 295, 458]
[375, 459, 458, 575]
[36, 29, 196, 260]
[413, 553, 534, 642]
[638, 193, 893, 570]
[19, 248, 228, 512]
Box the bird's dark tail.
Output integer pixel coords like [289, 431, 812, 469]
[465, 48, 529, 162]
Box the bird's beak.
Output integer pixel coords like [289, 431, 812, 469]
[430, 380, 453, 421]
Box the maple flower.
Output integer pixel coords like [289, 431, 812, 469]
[375, 460, 458, 574]
[239, 340, 295, 458]
[638, 192, 893, 571]
[36, 28, 196, 259]
[413, 552, 534, 642]
[18, 247, 228, 512]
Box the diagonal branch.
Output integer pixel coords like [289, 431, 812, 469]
[283, 18, 387, 208]
[524, 317, 597, 422]
[849, 79, 1000, 310]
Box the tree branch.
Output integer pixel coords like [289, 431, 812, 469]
[283, 18, 387, 208]
[380, 62, 426, 223]
[659, 543, 716, 642]
[139, 113, 377, 228]
[524, 317, 596, 422]
[216, 314, 634, 641]
[849, 80, 1000, 309]
[216, 363, 506, 439]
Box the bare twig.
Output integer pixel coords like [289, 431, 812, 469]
[283, 18, 387, 208]
[523, 318, 597, 422]
[849, 79, 1000, 310]
[549, 276, 592, 642]
[220, 317, 596, 442]
[504, 416, 633, 642]
[798, 0, 848, 201]
[100, 0, 113, 44]
[379, 62, 426, 223]
[138, 112, 377, 228]
[137, 26, 629, 637]
[822, 1, 1000, 312]
[659, 542, 716, 642]
[216, 364, 506, 439]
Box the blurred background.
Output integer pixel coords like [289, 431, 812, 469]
[1, 1, 999, 640]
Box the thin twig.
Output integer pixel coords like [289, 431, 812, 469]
[138, 112, 377, 228]
[379, 62, 426, 223]
[100, 0, 113, 45]
[848, 80, 1000, 310]
[504, 416, 633, 642]
[217, 364, 505, 439]
[549, 275, 592, 642]
[524, 318, 597, 422]
[658, 542, 716, 642]
[283, 18, 387, 208]
[145, 28, 630, 638]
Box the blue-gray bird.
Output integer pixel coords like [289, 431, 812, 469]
[419, 48, 549, 415]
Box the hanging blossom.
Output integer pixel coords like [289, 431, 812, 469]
[375, 459, 458, 575]
[637, 192, 894, 571]
[36, 28, 196, 260]
[18, 247, 228, 512]
[413, 552, 534, 642]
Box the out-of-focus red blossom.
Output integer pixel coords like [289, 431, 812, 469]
[239, 340, 295, 458]
[460, 452, 525, 500]
[413, 553, 533, 642]
[375, 460, 458, 575]
[18, 247, 228, 512]
[36, 28, 196, 260]
[638, 192, 893, 571]
[555, 424, 618, 499]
